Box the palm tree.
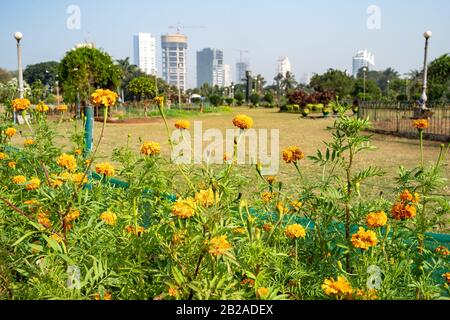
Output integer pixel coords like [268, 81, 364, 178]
[274, 73, 284, 99]
[282, 71, 297, 95]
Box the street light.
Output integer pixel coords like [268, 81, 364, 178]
[14, 32, 24, 124]
[420, 31, 432, 111]
[177, 63, 183, 106]
[362, 67, 368, 101]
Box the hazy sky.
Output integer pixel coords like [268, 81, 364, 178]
[1, 0, 449, 88]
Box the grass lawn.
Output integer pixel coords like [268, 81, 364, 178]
[12, 107, 450, 202]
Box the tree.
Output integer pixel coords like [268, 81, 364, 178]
[234, 91, 245, 106]
[274, 73, 284, 97]
[23, 61, 59, 87]
[127, 76, 157, 101]
[30, 80, 46, 103]
[208, 94, 223, 107]
[263, 92, 274, 104]
[428, 54, 450, 101]
[310, 69, 354, 98]
[352, 79, 382, 100]
[59, 47, 122, 106]
[0, 68, 13, 83]
[281, 71, 297, 95]
[249, 93, 260, 106]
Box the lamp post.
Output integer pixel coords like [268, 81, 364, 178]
[362, 67, 367, 101]
[420, 31, 432, 111]
[177, 63, 183, 106]
[387, 80, 390, 99]
[14, 32, 24, 124]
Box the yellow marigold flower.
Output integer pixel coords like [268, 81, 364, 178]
[90, 89, 118, 107]
[291, 200, 303, 211]
[168, 287, 178, 298]
[154, 96, 164, 105]
[85, 159, 92, 166]
[267, 176, 276, 184]
[172, 230, 187, 245]
[12, 175, 26, 184]
[57, 153, 77, 171]
[50, 177, 64, 188]
[12, 98, 30, 111]
[8, 161, 17, 169]
[50, 233, 63, 244]
[100, 211, 117, 226]
[95, 162, 115, 177]
[0, 152, 8, 160]
[175, 120, 191, 130]
[223, 153, 232, 162]
[141, 141, 161, 156]
[443, 272, 450, 285]
[24, 139, 34, 147]
[24, 199, 39, 206]
[26, 178, 41, 191]
[172, 198, 196, 219]
[257, 287, 270, 299]
[277, 202, 289, 215]
[35, 101, 49, 113]
[74, 149, 82, 156]
[262, 223, 273, 232]
[261, 192, 273, 203]
[56, 104, 68, 112]
[72, 172, 88, 185]
[285, 224, 306, 239]
[65, 209, 80, 224]
[195, 188, 217, 207]
[94, 292, 112, 300]
[208, 235, 232, 257]
[125, 225, 145, 236]
[413, 119, 429, 130]
[391, 202, 416, 220]
[233, 114, 254, 130]
[241, 278, 255, 287]
[38, 210, 52, 228]
[5, 127, 17, 138]
[351, 227, 378, 250]
[366, 211, 388, 228]
[322, 276, 353, 298]
[233, 227, 247, 235]
[435, 246, 450, 256]
[283, 146, 304, 164]
[355, 289, 378, 300]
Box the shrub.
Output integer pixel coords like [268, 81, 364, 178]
[208, 94, 223, 107]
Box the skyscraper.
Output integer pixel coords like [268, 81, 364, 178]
[223, 64, 232, 87]
[236, 62, 249, 84]
[197, 48, 224, 87]
[162, 34, 188, 91]
[277, 57, 291, 77]
[133, 33, 157, 76]
[352, 49, 375, 78]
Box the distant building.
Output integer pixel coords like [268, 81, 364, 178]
[236, 61, 249, 84]
[352, 49, 375, 78]
[223, 64, 232, 87]
[162, 34, 188, 91]
[277, 57, 291, 77]
[133, 33, 157, 76]
[74, 42, 95, 49]
[197, 48, 224, 87]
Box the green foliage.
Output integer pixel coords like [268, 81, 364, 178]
[249, 93, 260, 106]
[127, 77, 157, 101]
[23, 61, 60, 87]
[208, 94, 223, 107]
[310, 69, 354, 98]
[234, 91, 245, 105]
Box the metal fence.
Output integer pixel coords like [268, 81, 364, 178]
[359, 102, 450, 142]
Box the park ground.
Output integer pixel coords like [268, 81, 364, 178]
[12, 107, 450, 202]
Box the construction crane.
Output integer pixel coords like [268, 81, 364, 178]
[168, 23, 206, 34]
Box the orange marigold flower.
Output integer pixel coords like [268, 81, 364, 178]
[172, 198, 196, 219]
[435, 246, 450, 256]
[24, 139, 34, 147]
[72, 172, 88, 186]
[56, 105, 68, 112]
[26, 178, 41, 191]
[241, 278, 255, 287]
[351, 227, 378, 250]
[283, 146, 304, 164]
[154, 96, 164, 105]
[24, 199, 40, 206]
[195, 188, 217, 207]
[94, 292, 112, 300]
[37, 210, 52, 229]
[207, 235, 232, 257]
[100, 211, 117, 226]
[168, 287, 178, 297]
[12, 98, 30, 111]
[0, 152, 8, 160]
[262, 223, 273, 232]
[413, 119, 429, 130]
[5, 127, 17, 138]
[8, 161, 17, 169]
[355, 289, 378, 300]
[443, 272, 450, 285]
[12, 175, 26, 184]
[267, 176, 277, 184]
[285, 224, 306, 239]
[50, 177, 64, 188]
[277, 202, 289, 215]
[65, 209, 80, 224]
[175, 120, 191, 130]
[257, 287, 270, 298]
[95, 162, 115, 177]
[366, 211, 388, 228]
[57, 153, 77, 171]
[261, 192, 273, 203]
[141, 141, 161, 156]
[125, 225, 145, 236]
[74, 149, 82, 156]
[322, 276, 353, 298]
[35, 101, 49, 113]
[399, 190, 420, 204]
[233, 114, 254, 130]
[391, 202, 416, 220]
[90, 89, 118, 107]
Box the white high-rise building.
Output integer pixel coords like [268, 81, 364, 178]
[133, 33, 157, 76]
[223, 64, 232, 87]
[162, 34, 188, 91]
[352, 49, 375, 78]
[277, 57, 291, 77]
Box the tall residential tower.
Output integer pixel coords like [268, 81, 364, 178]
[352, 49, 375, 78]
[133, 33, 157, 76]
[197, 48, 224, 87]
[277, 57, 291, 77]
[161, 34, 188, 91]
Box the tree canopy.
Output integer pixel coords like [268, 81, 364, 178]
[23, 61, 59, 87]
